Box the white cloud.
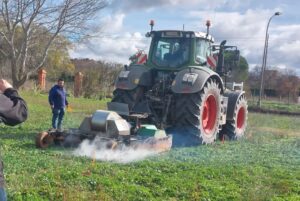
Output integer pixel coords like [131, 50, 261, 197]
[186, 8, 300, 72]
[70, 1, 300, 74]
[110, 0, 218, 12]
[277, 40, 300, 54]
[100, 13, 125, 33]
[70, 12, 151, 64]
[69, 32, 150, 64]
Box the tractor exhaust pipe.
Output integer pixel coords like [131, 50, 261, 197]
[206, 20, 211, 37]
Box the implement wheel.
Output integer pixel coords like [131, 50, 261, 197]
[36, 132, 53, 148]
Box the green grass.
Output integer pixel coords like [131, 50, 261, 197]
[248, 99, 300, 113]
[0, 91, 299, 201]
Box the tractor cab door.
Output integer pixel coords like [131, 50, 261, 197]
[195, 38, 211, 65]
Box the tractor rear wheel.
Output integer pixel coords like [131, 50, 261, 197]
[175, 79, 222, 144]
[220, 95, 248, 140]
[111, 87, 144, 110]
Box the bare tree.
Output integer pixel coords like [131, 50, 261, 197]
[248, 66, 260, 86]
[277, 68, 300, 103]
[0, 0, 107, 89]
[72, 58, 122, 98]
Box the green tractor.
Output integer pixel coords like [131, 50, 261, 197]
[35, 21, 247, 150]
[109, 20, 248, 145]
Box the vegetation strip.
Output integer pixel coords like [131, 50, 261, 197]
[248, 106, 300, 116]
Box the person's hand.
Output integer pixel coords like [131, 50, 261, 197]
[0, 79, 13, 92]
[66, 105, 73, 112]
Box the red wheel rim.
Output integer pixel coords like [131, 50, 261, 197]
[237, 107, 245, 129]
[202, 95, 217, 135]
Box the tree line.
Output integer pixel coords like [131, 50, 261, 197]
[248, 66, 300, 102]
[72, 59, 123, 99]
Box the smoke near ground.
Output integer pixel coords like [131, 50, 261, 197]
[72, 136, 159, 163]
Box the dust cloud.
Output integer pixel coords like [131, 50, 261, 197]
[72, 136, 158, 163]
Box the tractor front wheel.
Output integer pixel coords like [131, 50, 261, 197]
[220, 95, 248, 140]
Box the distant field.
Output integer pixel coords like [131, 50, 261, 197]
[0, 91, 299, 201]
[248, 99, 300, 113]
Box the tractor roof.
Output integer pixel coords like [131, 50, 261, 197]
[148, 30, 214, 42]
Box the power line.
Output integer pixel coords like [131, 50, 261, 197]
[83, 36, 299, 42]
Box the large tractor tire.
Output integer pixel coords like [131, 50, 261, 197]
[111, 87, 144, 110]
[220, 94, 248, 140]
[175, 79, 222, 144]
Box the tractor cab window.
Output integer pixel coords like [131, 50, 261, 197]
[151, 37, 190, 68]
[195, 39, 210, 64]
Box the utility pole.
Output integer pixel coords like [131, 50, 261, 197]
[257, 12, 282, 108]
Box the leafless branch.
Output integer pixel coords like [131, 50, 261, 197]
[0, 0, 107, 88]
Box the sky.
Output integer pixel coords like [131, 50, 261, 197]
[69, 0, 300, 74]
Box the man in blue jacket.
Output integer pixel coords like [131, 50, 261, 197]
[48, 78, 68, 131]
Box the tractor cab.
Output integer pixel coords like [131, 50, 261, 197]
[147, 30, 214, 69]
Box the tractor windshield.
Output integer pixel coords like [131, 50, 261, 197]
[151, 37, 190, 68]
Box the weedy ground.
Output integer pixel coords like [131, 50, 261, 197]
[248, 99, 300, 113]
[0, 92, 299, 201]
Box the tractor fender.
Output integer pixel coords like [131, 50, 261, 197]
[115, 64, 152, 90]
[171, 67, 224, 94]
[223, 90, 245, 121]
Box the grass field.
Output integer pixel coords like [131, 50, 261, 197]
[0, 91, 299, 201]
[248, 99, 300, 113]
